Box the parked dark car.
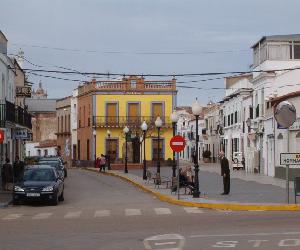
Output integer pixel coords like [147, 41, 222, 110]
[13, 165, 64, 205]
[38, 160, 65, 181]
[39, 157, 68, 177]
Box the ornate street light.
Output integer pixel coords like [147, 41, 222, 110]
[123, 126, 129, 174]
[170, 110, 179, 177]
[155, 116, 163, 174]
[191, 98, 202, 198]
[141, 121, 148, 180]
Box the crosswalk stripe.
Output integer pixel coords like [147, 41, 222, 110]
[183, 207, 204, 214]
[154, 208, 172, 215]
[64, 211, 82, 219]
[2, 213, 23, 220]
[125, 209, 142, 216]
[32, 213, 53, 220]
[94, 210, 111, 217]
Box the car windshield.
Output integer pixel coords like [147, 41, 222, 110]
[39, 161, 63, 170]
[24, 169, 56, 182]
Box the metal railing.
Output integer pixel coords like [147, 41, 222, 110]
[0, 100, 32, 129]
[92, 116, 172, 128]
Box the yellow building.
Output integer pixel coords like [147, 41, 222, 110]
[78, 76, 177, 167]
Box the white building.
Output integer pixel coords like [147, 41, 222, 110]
[203, 102, 221, 162]
[250, 34, 300, 177]
[219, 74, 253, 164]
[71, 88, 78, 160]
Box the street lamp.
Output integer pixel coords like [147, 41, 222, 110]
[141, 121, 148, 180]
[155, 116, 163, 174]
[170, 110, 179, 177]
[191, 98, 202, 198]
[123, 126, 129, 174]
[93, 129, 97, 167]
[107, 130, 111, 170]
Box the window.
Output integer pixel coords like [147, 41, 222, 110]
[61, 116, 64, 132]
[231, 113, 234, 125]
[37, 149, 41, 156]
[250, 107, 253, 119]
[44, 149, 48, 156]
[83, 106, 86, 127]
[256, 104, 260, 118]
[65, 115, 67, 132]
[130, 80, 137, 89]
[294, 44, 300, 59]
[227, 115, 230, 126]
[58, 117, 60, 132]
[234, 111, 237, 124]
[223, 116, 226, 127]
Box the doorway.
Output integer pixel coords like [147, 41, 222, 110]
[106, 139, 118, 163]
[131, 136, 140, 163]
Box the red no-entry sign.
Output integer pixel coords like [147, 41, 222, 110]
[0, 130, 4, 144]
[170, 135, 185, 152]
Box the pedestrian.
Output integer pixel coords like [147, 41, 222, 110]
[219, 151, 230, 195]
[98, 154, 106, 172]
[2, 158, 13, 191]
[95, 156, 100, 169]
[13, 156, 25, 183]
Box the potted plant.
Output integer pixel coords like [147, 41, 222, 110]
[202, 150, 211, 163]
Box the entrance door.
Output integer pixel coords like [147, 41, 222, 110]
[106, 103, 118, 126]
[152, 138, 164, 161]
[106, 139, 118, 163]
[127, 103, 140, 125]
[131, 137, 140, 163]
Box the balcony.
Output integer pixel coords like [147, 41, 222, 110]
[93, 116, 172, 129]
[0, 100, 32, 129]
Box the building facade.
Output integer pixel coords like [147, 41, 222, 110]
[56, 96, 71, 167]
[77, 76, 177, 166]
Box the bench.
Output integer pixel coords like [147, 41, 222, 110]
[152, 173, 171, 188]
[171, 177, 194, 195]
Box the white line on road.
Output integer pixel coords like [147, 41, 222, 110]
[189, 231, 300, 238]
[155, 241, 177, 246]
[154, 208, 172, 215]
[64, 211, 82, 219]
[32, 213, 53, 220]
[183, 207, 204, 214]
[2, 214, 23, 220]
[94, 210, 111, 217]
[125, 209, 142, 216]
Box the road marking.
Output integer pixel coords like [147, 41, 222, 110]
[94, 210, 111, 217]
[125, 209, 142, 216]
[155, 241, 177, 246]
[189, 231, 300, 238]
[183, 207, 204, 214]
[64, 211, 82, 219]
[32, 213, 53, 220]
[216, 209, 232, 213]
[2, 213, 23, 220]
[144, 234, 185, 250]
[154, 208, 172, 215]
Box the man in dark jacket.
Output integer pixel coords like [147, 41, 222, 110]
[13, 156, 25, 182]
[2, 158, 13, 190]
[220, 151, 230, 195]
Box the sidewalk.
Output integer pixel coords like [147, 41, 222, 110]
[86, 161, 300, 210]
[0, 191, 12, 208]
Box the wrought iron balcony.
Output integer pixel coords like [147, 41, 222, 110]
[92, 116, 172, 129]
[0, 100, 32, 129]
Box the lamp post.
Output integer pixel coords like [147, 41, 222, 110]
[170, 110, 179, 177]
[93, 129, 97, 167]
[123, 126, 129, 174]
[155, 116, 163, 174]
[141, 121, 148, 180]
[107, 130, 111, 170]
[192, 99, 202, 198]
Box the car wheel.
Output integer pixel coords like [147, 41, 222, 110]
[52, 194, 59, 206]
[58, 190, 64, 202]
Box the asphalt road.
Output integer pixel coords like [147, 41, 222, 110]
[1, 168, 300, 250]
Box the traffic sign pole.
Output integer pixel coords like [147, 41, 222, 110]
[286, 129, 290, 204]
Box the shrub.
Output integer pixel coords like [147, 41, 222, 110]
[202, 150, 211, 159]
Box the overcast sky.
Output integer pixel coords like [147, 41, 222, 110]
[1, 0, 300, 105]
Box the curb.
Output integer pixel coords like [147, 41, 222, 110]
[84, 168, 300, 211]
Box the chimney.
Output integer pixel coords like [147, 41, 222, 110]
[0, 31, 8, 55]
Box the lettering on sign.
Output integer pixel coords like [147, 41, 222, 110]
[280, 153, 300, 165]
[16, 86, 31, 97]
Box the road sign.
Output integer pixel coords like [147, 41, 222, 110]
[280, 153, 300, 165]
[0, 129, 4, 144]
[170, 135, 185, 152]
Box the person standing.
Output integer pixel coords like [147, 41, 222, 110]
[2, 158, 13, 191]
[13, 156, 25, 183]
[98, 154, 106, 172]
[219, 151, 230, 195]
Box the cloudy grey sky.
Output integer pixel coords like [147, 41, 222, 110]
[1, 0, 300, 105]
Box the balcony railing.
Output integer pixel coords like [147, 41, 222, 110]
[93, 116, 172, 128]
[0, 100, 32, 129]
